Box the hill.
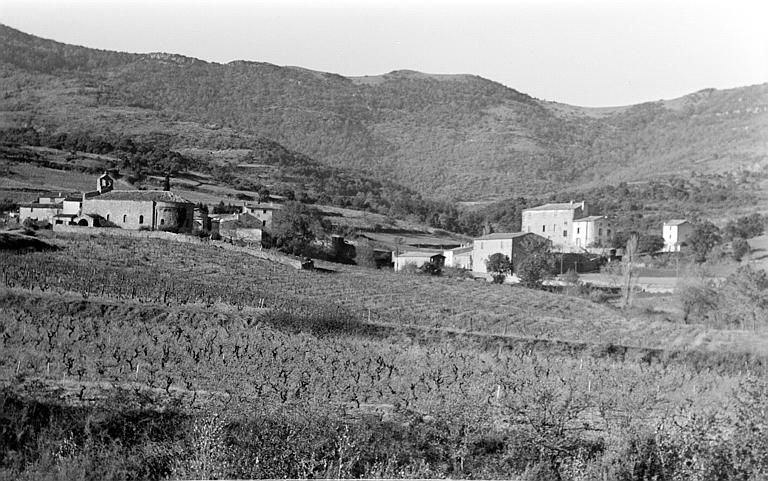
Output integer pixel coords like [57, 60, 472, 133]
[1, 24, 766, 201]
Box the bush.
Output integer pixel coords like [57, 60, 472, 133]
[731, 237, 750, 261]
[517, 252, 555, 289]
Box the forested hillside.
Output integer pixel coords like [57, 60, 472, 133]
[1, 23, 767, 201]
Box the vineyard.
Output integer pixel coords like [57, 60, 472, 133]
[2, 234, 768, 479]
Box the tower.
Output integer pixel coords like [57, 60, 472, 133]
[97, 171, 114, 194]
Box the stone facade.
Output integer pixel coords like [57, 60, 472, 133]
[522, 201, 593, 252]
[242, 203, 282, 228]
[472, 232, 550, 274]
[572, 215, 613, 249]
[82, 191, 194, 231]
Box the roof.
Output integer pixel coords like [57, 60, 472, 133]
[89, 190, 192, 204]
[475, 232, 535, 241]
[664, 219, 689, 226]
[395, 250, 444, 258]
[448, 246, 473, 254]
[524, 202, 584, 212]
[574, 215, 608, 222]
[245, 203, 282, 210]
[21, 203, 62, 208]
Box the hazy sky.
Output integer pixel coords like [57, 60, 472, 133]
[2, 0, 766, 106]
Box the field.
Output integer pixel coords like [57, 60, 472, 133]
[2, 233, 768, 479]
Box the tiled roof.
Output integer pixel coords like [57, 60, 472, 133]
[448, 246, 473, 254]
[396, 250, 444, 258]
[90, 190, 192, 203]
[524, 202, 584, 211]
[245, 203, 282, 210]
[21, 203, 62, 208]
[475, 232, 534, 241]
[664, 219, 689, 226]
[574, 215, 608, 222]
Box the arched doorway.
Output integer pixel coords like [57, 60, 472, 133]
[78, 219, 89, 227]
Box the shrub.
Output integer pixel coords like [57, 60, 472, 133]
[731, 237, 750, 261]
[517, 252, 555, 289]
[486, 253, 511, 283]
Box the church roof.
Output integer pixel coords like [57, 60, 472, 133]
[89, 190, 192, 204]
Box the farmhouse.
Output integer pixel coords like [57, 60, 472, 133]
[472, 232, 550, 274]
[242, 202, 282, 228]
[18, 195, 65, 225]
[444, 245, 473, 270]
[572, 215, 613, 249]
[521, 201, 614, 252]
[663, 219, 694, 252]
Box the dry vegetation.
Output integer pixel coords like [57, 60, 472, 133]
[2, 233, 768, 479]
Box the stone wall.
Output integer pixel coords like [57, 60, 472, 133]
[82, 199, 155, 229]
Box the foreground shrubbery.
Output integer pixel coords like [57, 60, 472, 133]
[678, 265, 768, 329]
[3, 379, 768, 480]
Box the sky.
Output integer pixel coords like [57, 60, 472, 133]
[2, 0, 767, 106]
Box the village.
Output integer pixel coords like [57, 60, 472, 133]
[14, 172, 696, 283]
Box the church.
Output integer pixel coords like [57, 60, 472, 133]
[19, 172, 195, 232]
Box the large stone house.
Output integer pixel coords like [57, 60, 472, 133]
[663, 219, 694, 252]
[472, 232, 550, 274]
[521, 201, 612, 252]
[572, 215, 613, 249]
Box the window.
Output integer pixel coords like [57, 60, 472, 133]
[263, 209, 267, 214]
[160, 219, 165, 225]
[262, 220, 266, 226]
[542, 226, 546, 232]
[563, 230, 567, 237]
[576, 227, 580, 234]
[123, 215, 127, 223]
[139, 215, 144, 225]
[598, 228, 603, 236]
[607, 229, 612, 236]
[106, 214, 110, 221]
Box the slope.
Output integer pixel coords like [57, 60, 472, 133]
[1, 23, 767, 201]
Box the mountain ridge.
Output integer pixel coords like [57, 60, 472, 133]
[1, 23, 766, 201]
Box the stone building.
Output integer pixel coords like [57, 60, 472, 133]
[443, 246, 473, 270]
[663, 219, 694, 252]
[572, 215, 613, 249]
[521, 201, 615, 252]
[393, 250, 445, 271]
[472, 232, 550, 274]
[242, 202, 282, 228]
[81, 190, 194, 231]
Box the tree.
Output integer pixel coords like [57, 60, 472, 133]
[354, 239, 378, 268]
[486, 253, 511, 284]
[688, 221, 722, 263]
[610, 231, 631, 250]
[517, 252, 554, 289]
[723, 214, 765, 241]
[622, 234, 639, 308]
[638, 234, 664, 254]
[271, 201, 329, 256]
